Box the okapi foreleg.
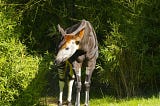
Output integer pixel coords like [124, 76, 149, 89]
[66, 61, 75, 106]
[73, 62, 82, 106]
[67, 70, 75, 105]
[67, 79, 74, 105]
[58, 68, 65, 106]
[58, 80, 65, 106]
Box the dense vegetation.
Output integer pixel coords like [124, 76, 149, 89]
[0, 0, 160, 105]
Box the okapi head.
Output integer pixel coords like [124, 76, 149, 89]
[55, 20, 86, 65]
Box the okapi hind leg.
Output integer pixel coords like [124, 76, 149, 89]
[84, 70, 93, 106]
[75, 74, 81, 106]
[84, 58, 96, 106]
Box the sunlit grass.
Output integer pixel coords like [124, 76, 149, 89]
[40, 96, 160, 106]
[90, 97, 160, 106]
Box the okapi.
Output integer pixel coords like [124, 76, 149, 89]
[55, 19, 98, 106]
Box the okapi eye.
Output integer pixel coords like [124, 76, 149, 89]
[65, 47, 69, 50]
[75, 41, 80, 45]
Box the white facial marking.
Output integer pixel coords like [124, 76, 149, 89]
[56, 40, 79, 62]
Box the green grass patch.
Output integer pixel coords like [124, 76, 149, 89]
[40, 96, 160, 106]
[90, 97, 160, 106]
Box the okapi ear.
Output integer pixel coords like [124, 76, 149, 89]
[58, 24, 65, 36]
[75, 29, 85, 40]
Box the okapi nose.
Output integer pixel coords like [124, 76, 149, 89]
[54, 60, 60, 66]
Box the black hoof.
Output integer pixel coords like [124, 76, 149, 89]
[58, 103, 62, 106]
[67, 101, 72, 106]
[58, 101, 63, 106]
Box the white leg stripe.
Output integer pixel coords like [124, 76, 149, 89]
[84, 81, 89, 84]
[59, 91, 63, 103]
[59, 81, 64, 103]
[86, 67, 90, 75]
[76, 92, 80, 106]
[85, 91, 89, 105]
[67, 80, 74, 102]
[77, 68, 81, 76]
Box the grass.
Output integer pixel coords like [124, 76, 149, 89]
[90, 97, 160, 106]
[40, 96, 160, 106]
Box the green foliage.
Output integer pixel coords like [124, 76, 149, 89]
[0, 38, 39, 106]
[97, 0, 160, 97]
[0, 2, 53, 106]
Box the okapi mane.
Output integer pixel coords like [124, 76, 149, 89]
[80, 21, 97, 51]
[65, 19, 86, 34]
[65, 22, 81, 34]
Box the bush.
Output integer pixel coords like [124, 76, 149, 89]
[0, 39, 40, 106]
[97, 0, 160, 97]
[0, 4, 53, 106]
